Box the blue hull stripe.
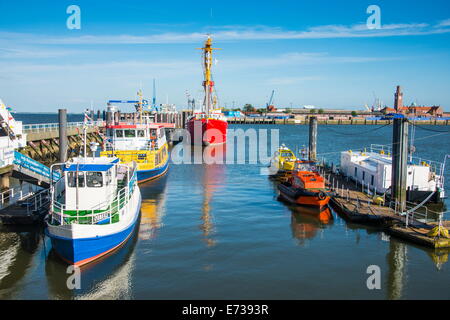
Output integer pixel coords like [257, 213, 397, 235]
[46, 193, 141, 265]
[137, 160, 169, 183]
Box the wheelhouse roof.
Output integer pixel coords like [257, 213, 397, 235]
[64, 164, 114, 172]
[63, 157, 119, 172]
[107, 123, 163, 129]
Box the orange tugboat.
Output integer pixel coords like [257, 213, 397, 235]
[278, 160, 334, 208]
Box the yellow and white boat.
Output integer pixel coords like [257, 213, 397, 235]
[101, 123, 169, 183]
[269, 144, 297, 177]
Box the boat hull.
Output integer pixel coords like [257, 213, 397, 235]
[278, 183, 331, 208]
[187, 118, 228, 145]
[137, 160, 169, 183]
[46, 189, 142, 266]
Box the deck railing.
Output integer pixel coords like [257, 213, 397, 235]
[48, 163, 137, 226]
[0, 184, 41, 210]
[50, 187, 130, 225]
[23, 121, 104, 133]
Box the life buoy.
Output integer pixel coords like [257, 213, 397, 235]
[318, 191, 326, 200]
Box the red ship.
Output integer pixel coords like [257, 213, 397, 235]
[186, 36, 228, 146]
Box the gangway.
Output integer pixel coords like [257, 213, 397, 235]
[0, 188, 50, 224]
[12, 151, 61, 188]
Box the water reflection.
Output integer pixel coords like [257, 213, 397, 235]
[199, 145, 226, 248]
[290, 206, 334, 245]
[0, 226, 41, 299]
[45, 224, 139, 300]
[427, 249, 449, 270]
[44, 172, 169, 299]
[384, 235, 450, 299]
[139, 175, 168, 241]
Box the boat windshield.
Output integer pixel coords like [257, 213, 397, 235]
[86, 172, 103, 188]
[295, 162, 317, 172]
[68, 172, 85, 187]
[281, 152, 294, 158]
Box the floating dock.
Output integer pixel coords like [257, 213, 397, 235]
[325, 170, 450, 249]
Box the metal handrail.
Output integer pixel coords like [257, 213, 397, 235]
[49, 162, 137, 226]
[26, 189, 50, 214]
[23, 120, 104, 133]
[0, 184, 41, 209]
[50, 186, 130, 225]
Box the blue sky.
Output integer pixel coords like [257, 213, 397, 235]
[1, 0, 450, 112]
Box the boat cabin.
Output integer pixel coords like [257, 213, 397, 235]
[53, 157, 126, 211]
[293, 160, 318, 173]
[191, 110, 226, 121]
[340, 145, 444, 196]
[105, 124, 166, 151]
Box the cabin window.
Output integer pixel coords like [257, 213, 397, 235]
[86, 172, 103, 188]
[68, 172, 85, 188]
[124, 130, 136, 138]
[354, 167, 357, 177]
[105, 170, 112, 185]
[137, 130, 145, 137]
[115, 130, 124, 138]
[150, 129, 157, 138]
[362, 171, 365, 181]
[371, 175, 374, 185]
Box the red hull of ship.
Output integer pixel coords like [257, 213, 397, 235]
[187, 118, 228, 145]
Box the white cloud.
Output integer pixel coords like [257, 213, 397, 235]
[438, 19, 450, 27]
[265, 76, 323, 86]
[1, 19, 449, 46]
[0, 47, 83, 59]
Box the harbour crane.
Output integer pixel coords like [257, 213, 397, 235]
[152, 78, 158, 111]
[266, 90, 275, 108]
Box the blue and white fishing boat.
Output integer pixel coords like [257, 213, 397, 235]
[45, 156, 141, 266]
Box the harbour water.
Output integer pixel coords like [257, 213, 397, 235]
[1, 117, 449, 300]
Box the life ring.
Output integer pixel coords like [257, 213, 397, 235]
[318, 191, 326, 200]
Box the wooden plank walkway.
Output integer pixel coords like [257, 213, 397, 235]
[324, 170, 450, 248]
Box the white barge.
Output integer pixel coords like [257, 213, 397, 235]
[339, 144, 445, 203]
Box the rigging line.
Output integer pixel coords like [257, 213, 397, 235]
[408, 122, 450, 133]
[316, 132, 449, 157]
[323, 124, 390, 136]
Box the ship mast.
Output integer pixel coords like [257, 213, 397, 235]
[199, 35, 220, 116]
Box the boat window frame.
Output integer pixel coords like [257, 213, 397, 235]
[137, 129, 146, 138]
[68, 171, 85, 188]
[115, 129, 124, 138]
[105, 169, 112, 186]
[86, 171, 104, 188]
[124, 129, 136, 138]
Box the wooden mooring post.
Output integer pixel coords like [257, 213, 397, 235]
[391, 118, 409, 213]
[308, 116, 317, 162]
[58, 109, 68, 163]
